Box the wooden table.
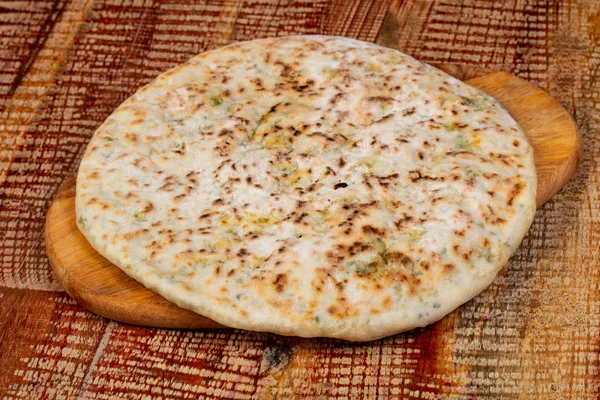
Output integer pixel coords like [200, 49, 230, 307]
[0, 1, 598, 398]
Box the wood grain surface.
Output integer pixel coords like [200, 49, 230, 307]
[44, 68, 581, 330]
[1, 0, 599, 399]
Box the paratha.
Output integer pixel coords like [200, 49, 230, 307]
[76, 36, 536, 341]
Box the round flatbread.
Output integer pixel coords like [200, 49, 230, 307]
[76, 36, 536, 341]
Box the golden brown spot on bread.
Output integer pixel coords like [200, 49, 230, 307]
[462, 250, 473, 262]
[507, 182, 524, 206]
[482, 172, 499, 180]
[159, 182, 175, 192]
[121, 229, 148, 241]
[382, 296, 392, 310]
[402, 107, 416, 116]
[409, 170, 443, 182]
[362, 225, 385, 236]
[273, 273, 288, 293]
[127, 178, 139, 187]
[394, 215, 413, 230]
[142, 202, 154, 213]
[482, 205, 506, 225]
[442, 263, 456, 275]
[367, 96, 394, 103]
[347, 241, 370, 256]
[326, 250, 344, 264]
[330, 92, 343, 105]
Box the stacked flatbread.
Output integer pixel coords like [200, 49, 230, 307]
[76, 36, 536, 341]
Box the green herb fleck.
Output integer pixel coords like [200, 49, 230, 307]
[210, 96, 223, 106]
[459, 95, 488, 111]
[133, 212, 146, 222]
[460, 95, 478, 108]
[347, 260, 376, 276]
[440, 97, 451, 107]
[370, 237, 387, 257]
[443, 123, 457, 132]
[483, 246, 493, 263]
[228, 103, 241, 113]
[410, 262, 424, 277]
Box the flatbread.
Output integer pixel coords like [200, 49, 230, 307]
[76, 36, 536, 341]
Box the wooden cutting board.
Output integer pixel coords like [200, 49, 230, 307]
[45, 68, 582, 330]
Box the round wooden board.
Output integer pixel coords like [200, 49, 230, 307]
[45, 68, 582, 330]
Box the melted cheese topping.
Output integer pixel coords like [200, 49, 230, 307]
[76, 36, 536, 341]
